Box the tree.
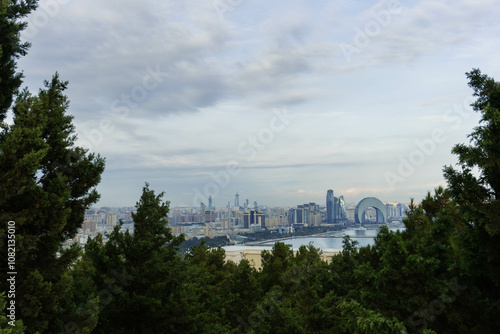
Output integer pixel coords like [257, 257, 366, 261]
[0, 0, 38, 122]
[442, 68, 500, 330]
[83, 183, 188, 334]
[0, 292, 25, 333]
[0, 74, 105, 333]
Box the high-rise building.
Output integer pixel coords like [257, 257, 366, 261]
[82, 220, 97, 233]
[106, 213, 117, 227]
[257, 213, 266, 229]
[397, 203, 407, 217]
[337, 195, 347, 220]
[235, 193, 240, 207]
[326, 189, 335, 224]
[243, 210, 254, 228]
[385, 204, 396, 218]
[308, 203, 319, 214]
[208, 195, 213, 211]
[243, 210, 266, 229]
[296, 206, 304, 224]
[288, 208, 294, 225]
[254, 201, 258, 208]
[204, 210, 215, 223]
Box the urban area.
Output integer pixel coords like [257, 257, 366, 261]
[72, 189, 408, 248]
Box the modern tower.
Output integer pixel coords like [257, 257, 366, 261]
[338, 195, 347, 219]
[235, 193, 240, 207]
[208, 195, 213, 211]
[326, 189, 335, 224]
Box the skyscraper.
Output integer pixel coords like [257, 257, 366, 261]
[326, 189, 334, 224]
[243, 210, 266, 229]
[338, 195, 347, 219]
[208, 195, 213, 211]
[235, 193, 239, 207]
[106, 213, 117, 227]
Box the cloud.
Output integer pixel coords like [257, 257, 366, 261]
[15, 0, 500, 207]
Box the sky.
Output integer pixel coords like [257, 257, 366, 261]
[15, 0, 500, 208]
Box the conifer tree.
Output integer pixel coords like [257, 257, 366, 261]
[84, 184, 187, 334]
[0, 75, 105, 333]
[0, 0, 38, 122]
[443, 68, 500, 330]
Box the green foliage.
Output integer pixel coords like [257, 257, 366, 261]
[337, 299, 407, 334]
[0, 0, 38, 122]
[0, 75, 104, 333]
[82, 184, 191, 334]
[442, 68, 500, 330]
[0, 293, 25, 333]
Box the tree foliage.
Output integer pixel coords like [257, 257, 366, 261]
[0, 75, 104, 333]
[0, 0, 38, 122]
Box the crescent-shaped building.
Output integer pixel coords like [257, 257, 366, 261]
[355, 197, 386, 224]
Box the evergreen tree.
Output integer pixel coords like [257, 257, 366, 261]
[0, 0, 38, 122]
[83, 184, 187, 334]
[0, 75, 105, 333]
[443, 68, 500, 330]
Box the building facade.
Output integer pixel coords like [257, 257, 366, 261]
[326, 189, 335, 224]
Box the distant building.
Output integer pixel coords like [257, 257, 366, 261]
[204, 227, 213, 238]
[204, 210, 215, 223]
[336, 195, 347, 220]
[82, 220, 97, 233]
[106, 213, 117, 227]
[171, 225, 185, 235]
[256, 213, 266, 229]
[308, 203, 319, 214]
[326, 189, 335, 224]
[243, 210, 266, 229]
[221, 220, 232, 229]
[208, 196, 214, 211]
[235, 193, 240, 207]
[296, 206, 304, 224]
[386, 204, 396, 218]
[90, 213, 105, 225]
[346, 208, 356, 221]
[397, 203, 408, 218]
[309, 213, 322, 226]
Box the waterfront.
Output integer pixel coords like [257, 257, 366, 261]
[252, 226, 406, 251]
[223, 226, 406, 269]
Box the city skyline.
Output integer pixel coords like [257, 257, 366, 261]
[13, 0, 500, 207]
[88, 192, 409, 211]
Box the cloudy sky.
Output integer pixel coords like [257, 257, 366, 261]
[16, 0, 500, 208]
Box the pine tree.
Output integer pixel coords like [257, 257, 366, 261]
[0, 0, 38, 122]
[443, 68, 500, 330]
[0, 74, 105, 333]
[83, 183, 188, 333]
